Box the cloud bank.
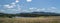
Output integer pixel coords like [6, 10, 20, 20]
[0, 4, 58, 13]
[0, 2, 58, 13]
[0, 0, 58, 14]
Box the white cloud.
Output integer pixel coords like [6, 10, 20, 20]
[29, 7, 37, 12]
[21, 10, 32, 12]
[4, 5, 14, 9]
[29, 7, 46, 12]
[29, 8, 34, 9]
[16, 0, 19, 3]
[40, 8, 46, 11]
[11, 2, 16, 5]
[28, 7, 57, 12]
[34, 8, 46, 12]
[46, 7, 57, 12]
[26, 0, 32, 2]
[51, 7, 57, 10]
[47, 7, 57, 10]
[29, 7, 37, 10]
[2, 1, 22, 13]
[16, 1, 19, 3]
[4, 3, 16, 9]
[4, 4, 10, 8]
[16, 4, 21, 12]
[36, 9, 40, 11]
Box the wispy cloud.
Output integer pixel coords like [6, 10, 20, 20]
[38, 8, 45, 11]
[28, 7, 57, 12]
[15, 0, 19, 3]
[1, 2, 21, 13]
[51, 7, 57, 10]
[29, 7, 37, 10]
[4, 2, 16, 9]
[26, 0, 32, 2]
[45, 7, 57, 12]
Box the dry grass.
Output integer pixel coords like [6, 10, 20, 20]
[0, 16, 60, 23]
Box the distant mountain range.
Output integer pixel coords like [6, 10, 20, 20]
[19, 12, 60, 17]
[31, 12, 60, 16]
[0, 12, 60, 17]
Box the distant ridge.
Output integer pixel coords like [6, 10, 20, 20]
[0, 12, 60, 18]
[19, 12, 60, 17]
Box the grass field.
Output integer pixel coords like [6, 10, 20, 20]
[0, 16, 60, 23]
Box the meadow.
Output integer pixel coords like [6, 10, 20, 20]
[0, 16, 60, 23]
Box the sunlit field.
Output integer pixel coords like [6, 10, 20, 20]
[0, 16, 60, 23]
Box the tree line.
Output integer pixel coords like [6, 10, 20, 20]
[0, 12, 60, 18]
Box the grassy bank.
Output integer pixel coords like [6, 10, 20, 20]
[0, 16, 60, 23]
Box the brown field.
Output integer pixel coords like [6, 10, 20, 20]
[0, 16, 60, 23]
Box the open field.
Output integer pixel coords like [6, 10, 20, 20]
[0, 16, 60, 23]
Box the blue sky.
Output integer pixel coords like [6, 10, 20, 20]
[0, 0, 60, 14]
